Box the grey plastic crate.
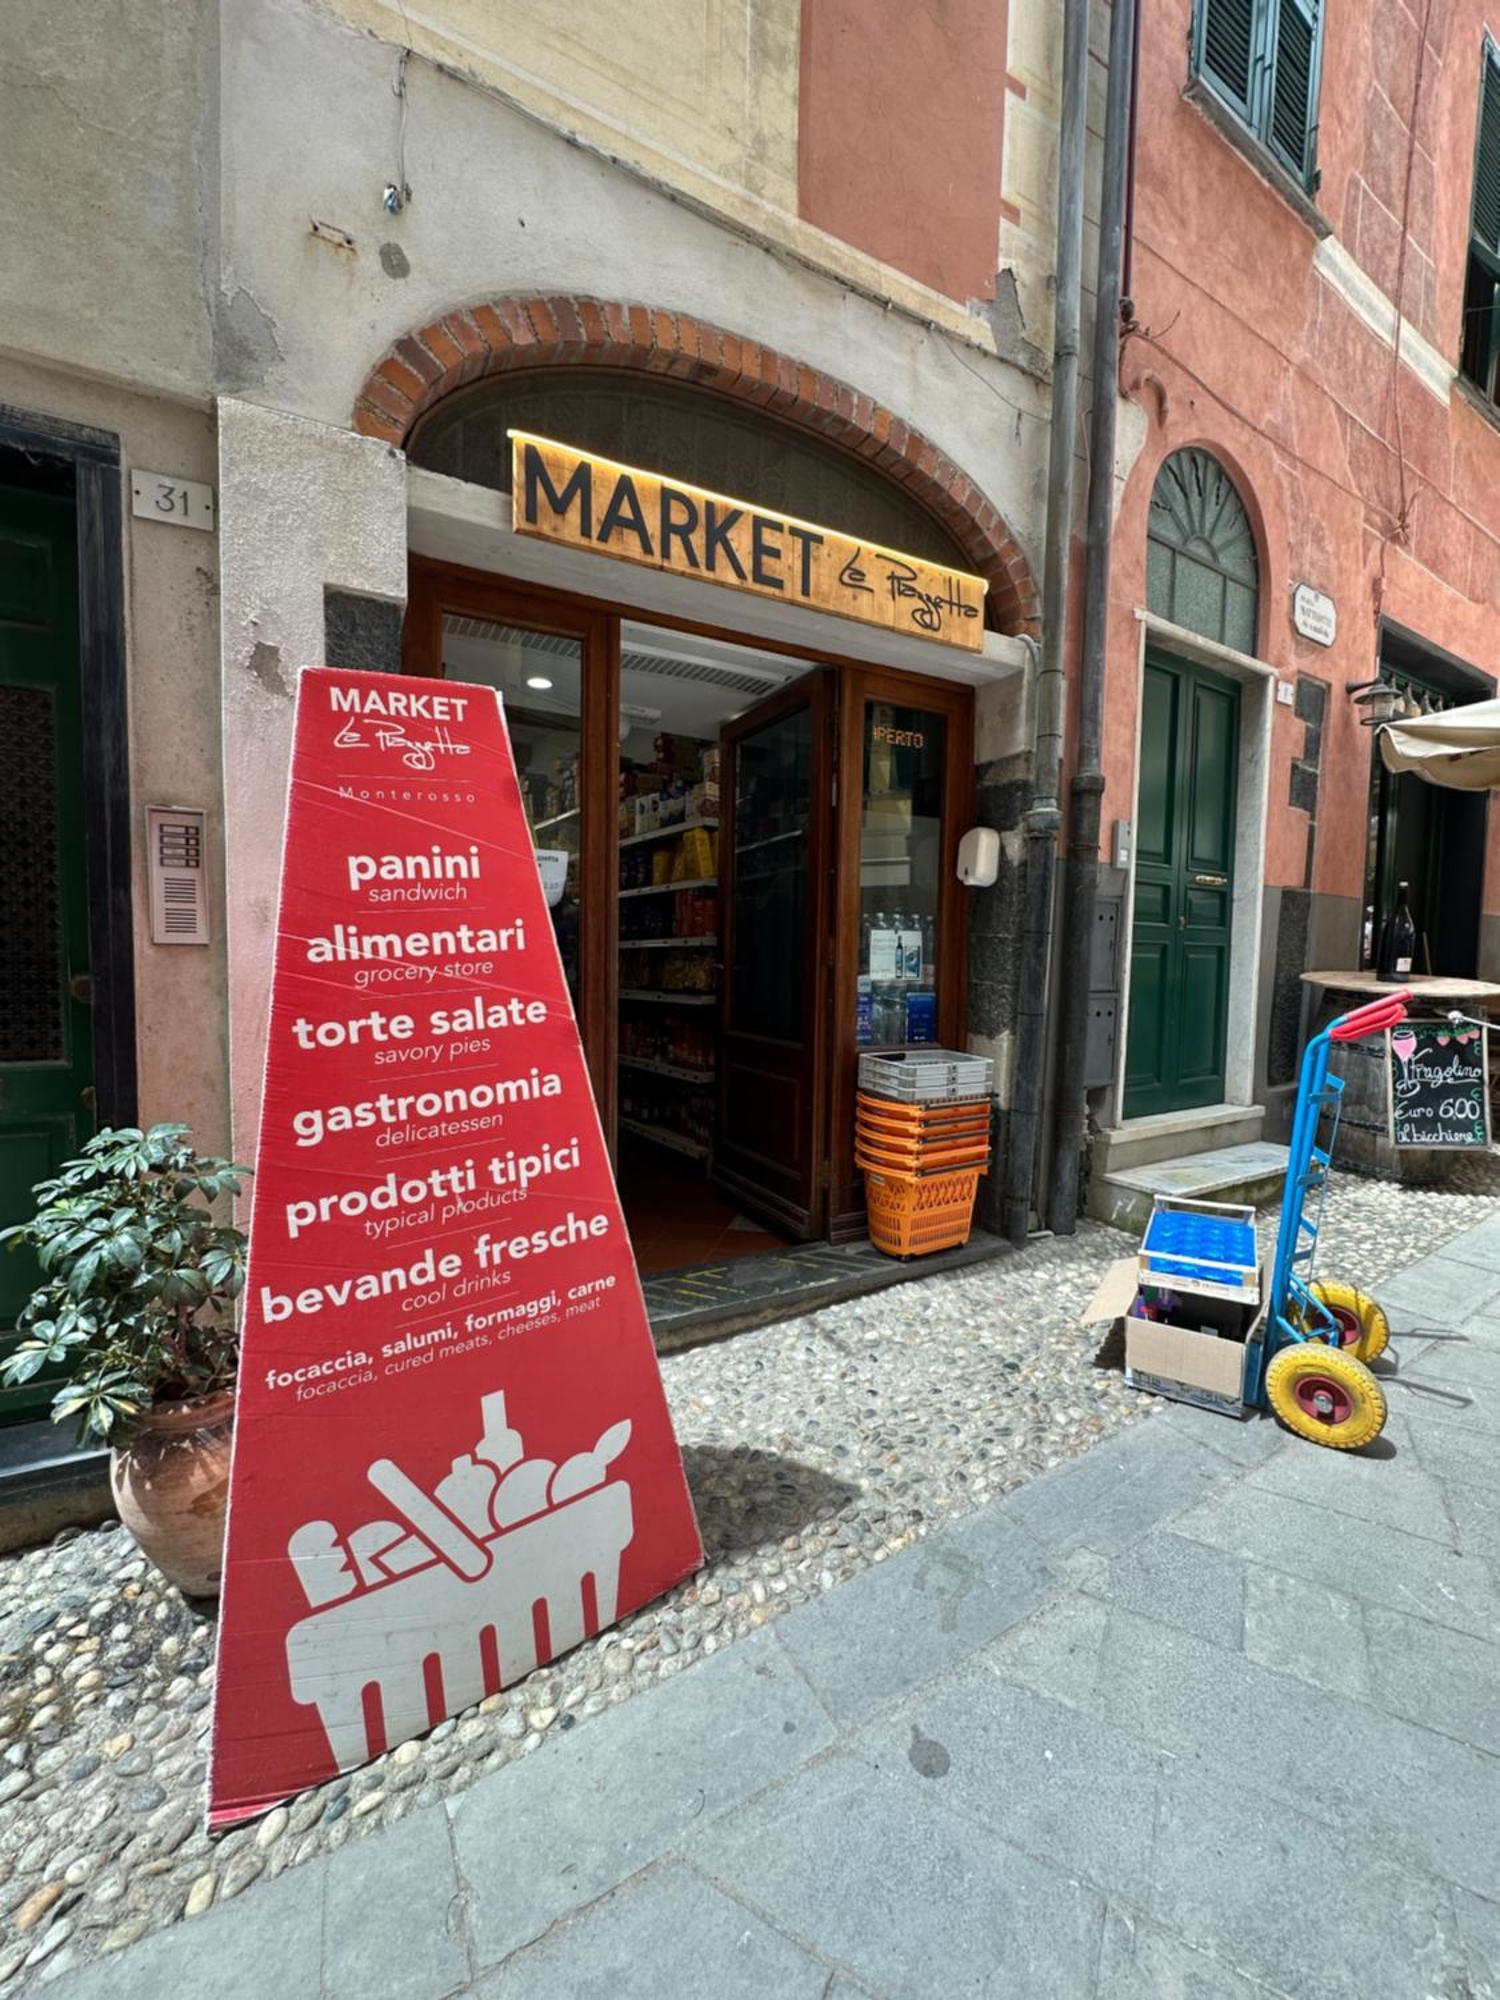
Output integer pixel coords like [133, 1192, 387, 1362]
[857, 1048, 994, 1103]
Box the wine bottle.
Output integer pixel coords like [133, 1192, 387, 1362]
[1377, 881, 1416, 981]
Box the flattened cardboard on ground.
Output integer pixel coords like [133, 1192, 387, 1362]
[1080, 1259, 1265, 1417]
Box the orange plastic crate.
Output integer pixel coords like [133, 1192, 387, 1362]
[856, 1113, 990, 1148]
[863, 1166, 984, 1257]
[855, 1134, 991, 1173]
[855, 1092, 991, 1132]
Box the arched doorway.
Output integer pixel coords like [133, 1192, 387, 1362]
[367, 299, 1013, 1269]
[1125, 449, 1261, 1120]
[354, 292, 1038, 632]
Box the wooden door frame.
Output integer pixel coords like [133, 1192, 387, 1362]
[0, 408, 134, 1129]
[404, 558, 620, 1141]
[713, 666, 836, 1238]
[406, 554, 977, 1243]
[829, 666, 974, 1240]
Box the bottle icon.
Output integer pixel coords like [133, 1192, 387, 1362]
[1377, 882, 1416, 981]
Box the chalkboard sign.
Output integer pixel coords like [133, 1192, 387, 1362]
[1387, 1020, 1490, 1148]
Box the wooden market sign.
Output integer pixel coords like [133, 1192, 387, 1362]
[510, 431, 987, 651]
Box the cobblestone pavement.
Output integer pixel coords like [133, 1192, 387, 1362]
[2, 1168, 1497, 1986]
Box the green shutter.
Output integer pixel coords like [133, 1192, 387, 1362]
[1473, 50, 1500, 254]
[1199, 0, 1256, 117]
[1268, 0, 1319, 181]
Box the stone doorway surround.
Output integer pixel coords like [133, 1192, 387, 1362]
[1111, 608, 1277, 1131]
[1090, 610, 1281, 1225]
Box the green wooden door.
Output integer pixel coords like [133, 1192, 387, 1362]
[1124, 653, 1239, 1119]
[0, 484, 94, 1421]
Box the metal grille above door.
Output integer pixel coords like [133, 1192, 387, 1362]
[0, 684, 65, 1063]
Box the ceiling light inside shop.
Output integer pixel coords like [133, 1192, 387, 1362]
[525, 675, 554, 690]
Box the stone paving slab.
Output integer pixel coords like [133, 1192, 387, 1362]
[1091, 1600, 1500, 1900]
[1241, 1414, 1457, 1544]
[1075, 1528, 1250, 1652]
[1094, 1904, 1292, 1999]
[1169, 1481, 1500, 1641]
[1145, 1762, 1458, 2000]
[856, 1662, 1168, 1906]
[449, 1628, 834, 1970]
[1375, 1255, 1500, 1327]
[467, 1860, 833, 1999]
[769, 1499, 1056, 1724]
[44, 1219, 1500, 2000]
[995, 1416, 1233, 1555]
[689, 1750, 1109, 2000]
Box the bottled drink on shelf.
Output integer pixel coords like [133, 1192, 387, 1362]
[1376, 881, 1416, 981]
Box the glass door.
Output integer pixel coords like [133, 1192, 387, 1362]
[829, 671, 973, 1237]
[714, 670, 835, 1239]
[404, 564, 618, 1131]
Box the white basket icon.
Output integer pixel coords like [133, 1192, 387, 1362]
[282, 1392, 634, 1772]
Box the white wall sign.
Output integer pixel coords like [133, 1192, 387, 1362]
[131, 470, 215, 532]
[1292, 582, 1336, 647]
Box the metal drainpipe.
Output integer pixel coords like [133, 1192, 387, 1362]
[1046, 0, 1139, 1234]
[1001, 0, 1090, 1244]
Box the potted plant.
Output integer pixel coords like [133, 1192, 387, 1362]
[1, 1125, 248, 1595]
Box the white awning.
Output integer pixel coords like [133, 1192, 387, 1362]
[1378, 699, 1500, 790]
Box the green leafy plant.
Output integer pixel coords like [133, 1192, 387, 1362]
[1, 1125, 249, 1443]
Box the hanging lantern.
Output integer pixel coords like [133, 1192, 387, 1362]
[1349, 677, 1400, 726]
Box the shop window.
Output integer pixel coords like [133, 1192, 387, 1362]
[1360, 634, 1492, 977]
[1146, 449, 1259, 654]
[1461, 43, 1500, 405]
[857, 705, 945, 1049]
[437, 617, 586, 1003]
[409, 369, 976, 594]
[1193, 0, 1324, 189]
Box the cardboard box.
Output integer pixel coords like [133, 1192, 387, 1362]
[1081, 1259, 1265, 1419]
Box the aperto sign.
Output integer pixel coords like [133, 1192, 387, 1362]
[510, 431, 987, 651]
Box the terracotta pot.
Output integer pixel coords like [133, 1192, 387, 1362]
[109, 1389, 235, 1597]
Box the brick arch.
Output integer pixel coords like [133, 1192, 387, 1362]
[353, 294, 1039, 635]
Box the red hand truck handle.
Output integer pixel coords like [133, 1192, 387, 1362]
[1329, 989, 1412, 1043]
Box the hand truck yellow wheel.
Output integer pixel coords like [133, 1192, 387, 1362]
[1265, 1343, 1386, 1451]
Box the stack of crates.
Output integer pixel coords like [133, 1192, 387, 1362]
[855, 1049, 994, 1257]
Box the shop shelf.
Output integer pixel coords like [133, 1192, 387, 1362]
[618, 1115, 711, 1161]
[735, 829, 804, 856]
[618, 936, 718, 949]
[618, 1056, 716, 1084]
[619, 817, 719, 849]
[618, 989, 718, 1006]
[617, 878, 718, 899]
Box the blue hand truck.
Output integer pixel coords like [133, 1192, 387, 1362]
[1243, 986, 1411, 1448]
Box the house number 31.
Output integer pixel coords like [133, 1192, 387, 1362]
[130, 471, 215, 533]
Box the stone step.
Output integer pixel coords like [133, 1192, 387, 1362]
[1091, 1103, 1265, 1176]
[1088, 1140, 1291, 1234]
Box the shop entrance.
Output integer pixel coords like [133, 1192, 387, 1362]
[405, 561, 973, 1278]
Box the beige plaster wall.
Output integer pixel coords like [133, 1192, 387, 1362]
[0, 0, 214, 402]
[323, 0, 800, 209]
